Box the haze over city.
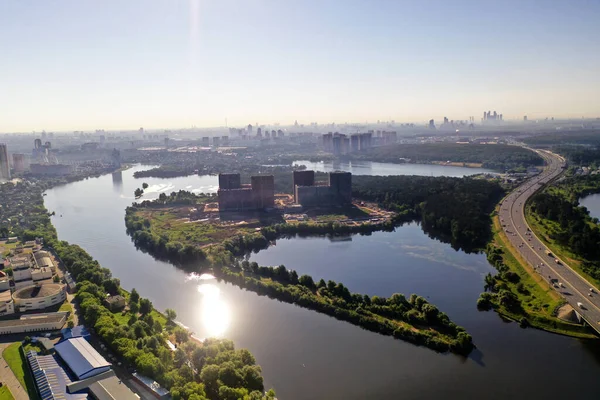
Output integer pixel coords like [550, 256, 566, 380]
[1, 0, 599, 132]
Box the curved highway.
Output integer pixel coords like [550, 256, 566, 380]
[498, 149, 600, 332]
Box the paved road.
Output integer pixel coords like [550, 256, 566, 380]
[0, 342, 29, 400]
[498, 149, 600, 332]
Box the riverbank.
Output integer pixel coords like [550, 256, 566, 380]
[0, 179, 274, 400]
[480, 212, 595, 339]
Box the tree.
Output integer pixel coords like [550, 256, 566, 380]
[218, 361, 243, 388]
[200, 364, 220, 398]
[298, 275, 315, 289]
[139, 298, 152, 315]
[67, 320, 75, 328]
[165, 308, 177, 323]
[129, 301, 140, 315]
[134, 188, 144, 197]
[53, 275, 60, 283]
[129, 288, 140, 304]
[242, 365, 264, 392]
[174, 327, 189, 344]
[103, 278, 121, 296]
[142, 182, 149, 189]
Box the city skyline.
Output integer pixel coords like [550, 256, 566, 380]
[1, 0, 599, 132]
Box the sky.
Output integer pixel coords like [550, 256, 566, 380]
[0, 0, 599, 132]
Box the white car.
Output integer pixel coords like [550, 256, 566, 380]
[577, 302, 584, 309]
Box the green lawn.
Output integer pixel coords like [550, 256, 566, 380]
[59, 300, 73, 313]
[2, 343, 40, 400]
[0, 386, 15, 400]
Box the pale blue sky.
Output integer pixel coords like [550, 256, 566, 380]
[1, 0, 599, 132]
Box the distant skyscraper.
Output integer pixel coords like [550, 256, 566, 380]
[12, 154, 26, 174]
[524, 115, 528, 121]
[0, 144, 10, 181]
[247, 124, 253, 135]
[34, 138, 42, 149]
[428, 119, 436, 129]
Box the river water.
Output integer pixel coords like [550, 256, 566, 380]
[43, 165, 600, 400]
[293, 160, 495, 177]
[580, 193, 600, 220]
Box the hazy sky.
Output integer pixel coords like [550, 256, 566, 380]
[1, 0, 599, 132]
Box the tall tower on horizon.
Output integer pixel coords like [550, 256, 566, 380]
[0, 144, 11, 181]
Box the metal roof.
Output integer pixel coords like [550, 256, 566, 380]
[55, 337, 111, 379]
[26, 350, 88, 400]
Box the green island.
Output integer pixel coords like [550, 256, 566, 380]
[124, 175, 509, 355]
[346, 143, 544, 171]
[0, 180, 275, 400]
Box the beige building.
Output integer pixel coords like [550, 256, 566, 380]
[0, 312, 67, 335]
[12, 283, 66, 312]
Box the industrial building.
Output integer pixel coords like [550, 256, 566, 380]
[0, 312, 68, 335]
[27, 338, 138, 400]
[12, 283, 67, 312]
[9, 252, 56, 290]
[218, 173, 275, 211]
[294, 171, 352, 207]
[55, 337, 112, 380]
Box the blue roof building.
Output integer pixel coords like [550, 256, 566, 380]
[61, 325, 91, 340]
[55, 337, 111, 379]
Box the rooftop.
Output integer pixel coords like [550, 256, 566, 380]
[0, 313, 66, 329]
[55, 337, 111, 380]
[13, 283, 63, 300]
[89, 375, 140, 400]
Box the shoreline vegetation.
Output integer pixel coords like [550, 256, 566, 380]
[0, 179, 274, 400]
[124, 175, 509, 355]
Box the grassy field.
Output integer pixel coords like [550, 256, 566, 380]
[135, 208, 255, 247]
[2, 343, 40, 400]
[0, 386, 14, 400]
[487, 214, 595, 338]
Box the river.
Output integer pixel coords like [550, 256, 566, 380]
[293, 160, 496, 177]
[43, 165, 600, 400]
[580, 193, 600, 220]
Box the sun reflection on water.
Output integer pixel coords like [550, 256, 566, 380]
[197, 282, 231, 338]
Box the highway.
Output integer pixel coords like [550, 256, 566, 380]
[498, 149, 600, 333]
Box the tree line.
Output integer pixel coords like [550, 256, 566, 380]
[1, 182, 274, 400]
[349, 143, 543, 171]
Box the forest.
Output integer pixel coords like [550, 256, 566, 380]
[349, 143, 543, 171]
[522, 130, 600, 146]
[528, 175, 600, 281]
[352, 175, 506, 251]
[0, 182, 273, 400]
[554, 145, 600, 167]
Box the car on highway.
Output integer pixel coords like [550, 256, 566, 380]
[577, 302, 585, 309]
[554, 259, 561, 265]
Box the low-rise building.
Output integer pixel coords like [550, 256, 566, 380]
[0, 312, 67, 335]
[132, 372, 170, 399]
[103, 295, 126, 311]
[13, 283, 67, 312]
[55, 337, 112, 380]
